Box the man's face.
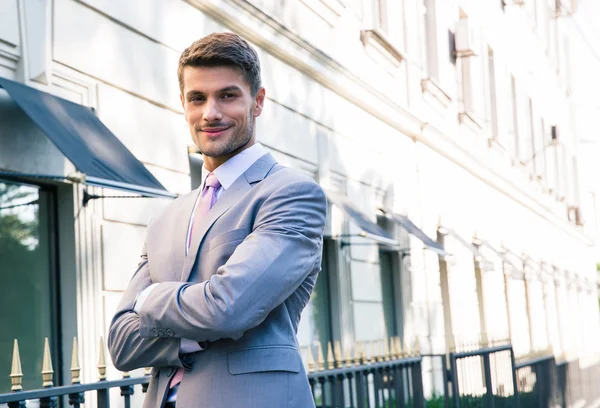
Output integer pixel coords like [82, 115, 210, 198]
[180, 65, 265, 170]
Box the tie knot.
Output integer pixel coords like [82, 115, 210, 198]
[205, 173, 221, 189]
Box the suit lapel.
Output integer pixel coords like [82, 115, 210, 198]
[180, 153, 278, 282]
[171, 189, 199, 278]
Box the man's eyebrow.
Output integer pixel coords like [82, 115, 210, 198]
[218, 86, 243, 93]
[185, 90, 204, 99]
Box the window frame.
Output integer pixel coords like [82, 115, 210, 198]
[0, 177, 63, 390]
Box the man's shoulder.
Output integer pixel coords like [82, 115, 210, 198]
[265, 164, 323, 192]
[148, 189, 197, 227]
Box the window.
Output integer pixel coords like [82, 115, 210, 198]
[487, 47, 499, 141]
[460, 54, 486, 125]
[379, 250, 402, 341]
[524, 98, 535, 168]
[537, 118, 549, 182]
[298, 238, 335, 365]
[189, 148, 203, 190]
[546, 123, 557, 192]
[559, 35, 571, 92]
[456, 14, 485, 126]
[422, 0, 439, 80]
[509, 75, 520, 158]
[529, 106, 546, 180]
[374, 0, 389, 34]
[0, 180, 61, 392]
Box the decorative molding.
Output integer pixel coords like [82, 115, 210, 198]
[23, 0, 52, 84]
[299, 0, 345, 26]
[50, 63, 98, 108]
[458, 111, 484, 133]
[0, 48, 19, 71]
[487, 137, 508, 153]
[360, 29, 407, 69]
[184, 0, 589, 244]
[327, 172, 346, 195]
[421, 77, 451, 109]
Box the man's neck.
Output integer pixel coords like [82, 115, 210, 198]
[204, 139, 256, 172]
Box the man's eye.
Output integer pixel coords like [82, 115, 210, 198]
[190, 96, 204, 102]
[222, 93, 235, 99]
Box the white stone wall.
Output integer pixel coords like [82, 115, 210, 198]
[1, 0, 599, 394]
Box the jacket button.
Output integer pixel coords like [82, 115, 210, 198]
[157, 329, 164, 337]
[151, 328, 158, 337]
[166, 329, 174, 337]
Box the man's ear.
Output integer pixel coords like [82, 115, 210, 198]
[253, 87, 266, 117]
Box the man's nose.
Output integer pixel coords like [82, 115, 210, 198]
[203, 98, 223, 123]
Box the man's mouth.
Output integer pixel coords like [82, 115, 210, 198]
[200, 126, 232, 136]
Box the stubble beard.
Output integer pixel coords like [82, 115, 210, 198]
[195, 110, 254, 158]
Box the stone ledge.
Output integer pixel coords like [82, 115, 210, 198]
[360, 28, 407, 69]
[421, 77, 451, 110]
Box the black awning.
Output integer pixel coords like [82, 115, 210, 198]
[0, 78, 176, 199]
[477, 240, 521, 272]
[325, 190, 399, 247]
[440, 227, 493, 267]
[379, 208, 448, 256]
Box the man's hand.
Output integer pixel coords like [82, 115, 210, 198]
[107, 251, 184, 371]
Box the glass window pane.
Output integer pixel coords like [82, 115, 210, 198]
[298, 240, 332, 364]
[0, 181, 56, 392]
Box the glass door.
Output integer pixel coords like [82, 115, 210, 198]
[0, 179, 60, 392]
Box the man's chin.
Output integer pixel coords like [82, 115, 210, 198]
[198, 143, 236, 158]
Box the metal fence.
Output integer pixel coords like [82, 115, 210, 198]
[4, 336, 600, 408]
[514, 354, 600, 408]
[0, 337, 150, 408]
[515, 354, 560, 408]
[448, 344, 519, 408]
[306, 338, 426, 408]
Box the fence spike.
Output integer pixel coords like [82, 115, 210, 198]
[71, 337, 81, 384]
[365, 341, 372, 363]
[384, 338, 390, 361]
[98, 336, 107, 380]
[415, 337, 421, 355]
[10, 339, 23, 392]
[402, 338, 409, 358]
[307, 345, 316, 372]
[358, 341, 366, 365]
[390, 337, 397, 359]
[353, 342, 361, 366]
[344, 344, 352, 368]
[42, 338, 54, 387]
[326, 342, 335, 370]
[122, 371, 130, 378]
[317, 342, 325, 371]
[334, 340, 343, 368]
[144, 367, 152, 376]
[376, 340, 384, 362]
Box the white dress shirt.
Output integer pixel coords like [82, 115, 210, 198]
[134, 143, 268, 354]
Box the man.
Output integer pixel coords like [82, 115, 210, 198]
[107, 32, 326, 408]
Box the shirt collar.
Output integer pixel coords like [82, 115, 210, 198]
[200, 143, 267, 190]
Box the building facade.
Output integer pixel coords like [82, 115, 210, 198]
[1, 0, 599, 403]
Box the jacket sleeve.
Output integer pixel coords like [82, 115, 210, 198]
[137, 179, 327, 342]
[107, 243, 185, 372]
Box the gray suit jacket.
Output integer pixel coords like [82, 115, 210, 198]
[108, 153, 326, 408]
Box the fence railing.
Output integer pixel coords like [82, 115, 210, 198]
[4, 336, 600, 408]
[0, 337, 150, 408]
[448, 343, 519, 408]
[514, 354, 560, 408]
[305, 337, 425, 407]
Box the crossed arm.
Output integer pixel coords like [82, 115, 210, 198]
[107, 180, 327, 371]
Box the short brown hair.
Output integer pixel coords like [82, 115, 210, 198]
[178, 32, 262, 96]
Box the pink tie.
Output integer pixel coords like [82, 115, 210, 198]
[171, 173, 221, 389]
